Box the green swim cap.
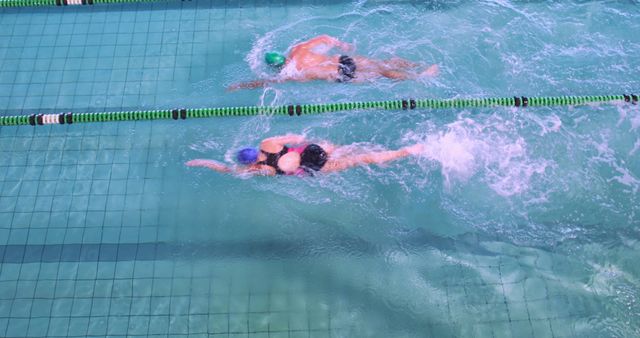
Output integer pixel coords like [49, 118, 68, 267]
[265, 52, 286, 67]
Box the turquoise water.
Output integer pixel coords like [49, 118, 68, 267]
[0, 0, 639, 337]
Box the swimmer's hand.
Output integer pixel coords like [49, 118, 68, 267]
[185, 159, 217, 167]
[186, 159, 231, 172]
[420, 64, 439, 78]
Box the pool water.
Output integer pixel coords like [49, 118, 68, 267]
[0, 0, 639, 337]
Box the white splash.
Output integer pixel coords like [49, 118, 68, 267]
[529, 112, 563, 136]
[245, 31, 277, 79]
[405, 113, 551, 196]
[588, 131, 640, 193]
[630, 139, 640, 156]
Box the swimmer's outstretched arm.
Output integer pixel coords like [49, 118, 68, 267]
[322, 144, 424, 172]
[185, 159, 274, 176]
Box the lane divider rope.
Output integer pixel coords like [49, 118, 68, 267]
[0, 0, 167, 7]
[0, 94, 637, 127]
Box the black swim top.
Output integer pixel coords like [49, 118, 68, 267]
[337, 55, 356, 82]
[256, 146, 288, 175]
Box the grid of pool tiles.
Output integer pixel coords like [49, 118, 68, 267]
[0, 231, 601, 337]
[0, 123, 172, 247]
[1, 1, 257, 114]
[0, 122, 354, 337]
[0, 260, 345, 337]
[0, 0, 348, 115]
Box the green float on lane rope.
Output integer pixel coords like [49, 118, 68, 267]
[0, 94, 637, 127]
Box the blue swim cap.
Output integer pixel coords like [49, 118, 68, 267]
[236, 147, 259, 164]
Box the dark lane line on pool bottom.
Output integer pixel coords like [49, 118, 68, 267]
[0, 230, 497, 263]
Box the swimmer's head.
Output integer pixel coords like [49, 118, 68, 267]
[236, 147, 259, 165]
[265, 52, 286, 69]
[300, 144, 328, 171]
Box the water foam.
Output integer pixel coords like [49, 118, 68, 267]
[589, 130, 640, 194]
[405, 112, 551, 197]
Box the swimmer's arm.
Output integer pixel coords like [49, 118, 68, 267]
[185, 159, 274, 176]
[321, 148, 412, 172]
[261, 134, 307, 147]
[317, 141, 337, 154]
[260, 134, 307, 153]
[297, 35, 352, 51]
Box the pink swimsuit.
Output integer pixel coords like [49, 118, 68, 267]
[288, 145, 308, 176]
[288, 145, 307, 155]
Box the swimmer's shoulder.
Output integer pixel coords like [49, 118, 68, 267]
[278, 61, 303, 80]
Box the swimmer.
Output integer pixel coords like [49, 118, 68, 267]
[185, 134, 425, 176]
[228, 35, 439, 90]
